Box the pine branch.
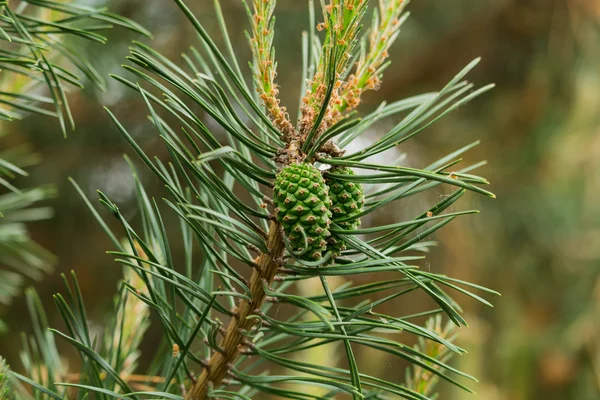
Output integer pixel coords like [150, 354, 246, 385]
[0, 356, 14, 399]
[6, 1, 498, 399]
[299, 0, 369, 136]
[0, 0, 148, 331]
[245, 0, 295, 141]
[187, 221, 285, 399]
[405, 315, 458, 397]
[336, 0, 408, 115]
[0, 0, 150, 135]
[104, 246, 151, 392]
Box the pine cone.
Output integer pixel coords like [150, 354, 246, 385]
[325, 167, 364, 255]
[274, 163, 332, 261]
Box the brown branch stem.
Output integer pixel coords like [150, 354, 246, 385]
[185, 220, 285, 399]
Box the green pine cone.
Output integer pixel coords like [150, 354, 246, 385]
[274, 163, 332, 261]
[325, 167, 364, 255]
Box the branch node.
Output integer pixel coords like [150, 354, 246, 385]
[247, 244, 260, 254]
[274, 257, 286, 266]
[263, 196, 275, 206]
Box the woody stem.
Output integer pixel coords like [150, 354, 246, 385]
[185, 221, 285, 399]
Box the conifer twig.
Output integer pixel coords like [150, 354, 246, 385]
[405, 315, 457, 396]
[247, 0, 296, 141]
[336, 0, 407, 116]
[5, 1, 497, 398]
[186, 221, 285, 399]
[0, 357, 13, 398]
[106, 242, 151, 391]
[299, 0, 369, 135]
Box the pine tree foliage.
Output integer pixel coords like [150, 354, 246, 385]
[0, 0, 148, 331]
[0, 356, 14, 399]
[4, 0, 498, 399]
[404, 315, 458, 398]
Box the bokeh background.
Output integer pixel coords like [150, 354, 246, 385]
[1, 0, 600, 399]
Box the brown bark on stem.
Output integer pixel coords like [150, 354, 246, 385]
[186, 220, 285, 399]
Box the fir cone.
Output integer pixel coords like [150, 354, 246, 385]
[325, 167, 364, 255]
[274, 163, 332, 261]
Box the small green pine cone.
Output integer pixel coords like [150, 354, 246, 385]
[325, 167, 364, 255]
[274, 163, 332, 261]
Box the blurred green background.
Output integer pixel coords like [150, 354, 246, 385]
[1, 0, 599, 399]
